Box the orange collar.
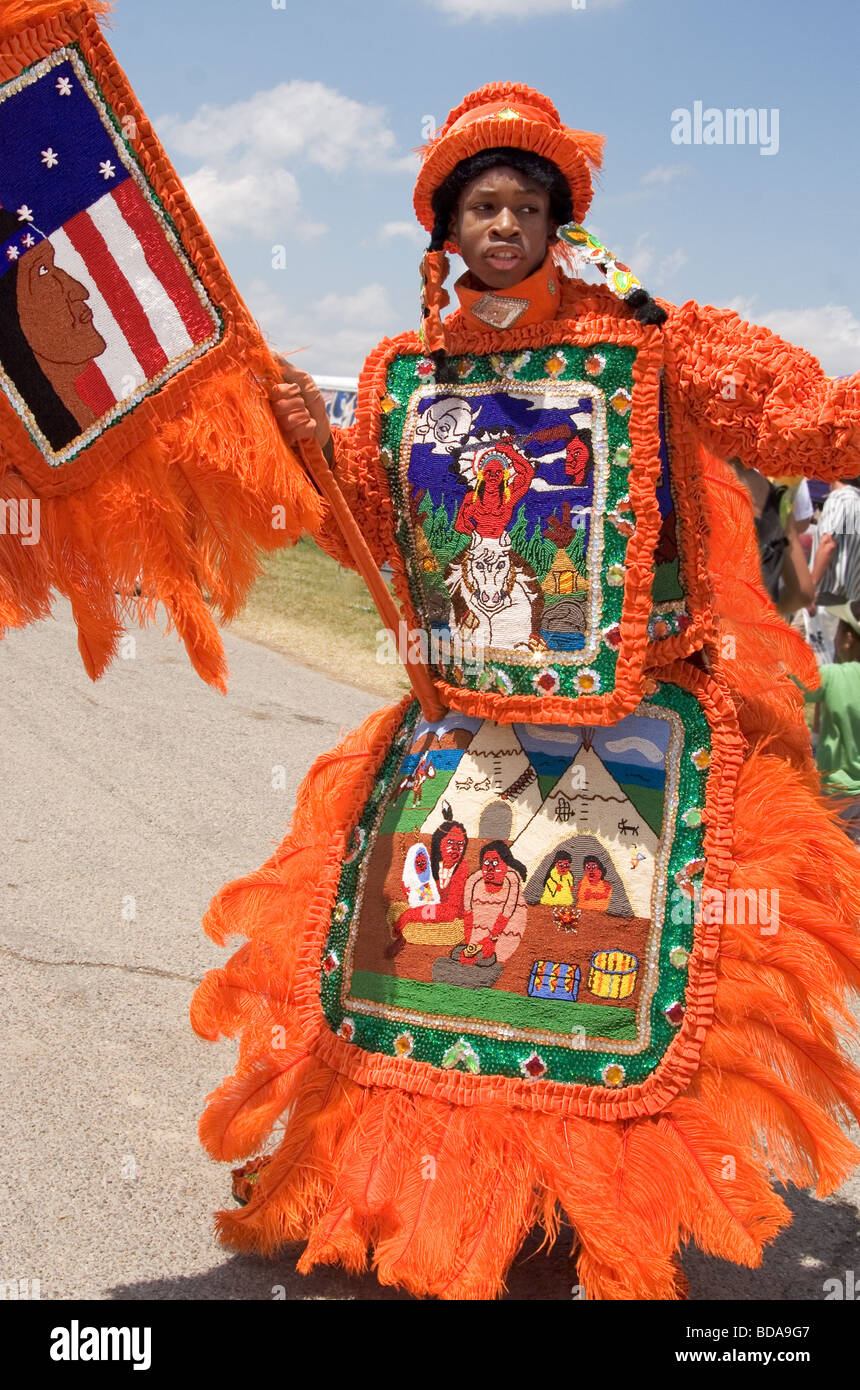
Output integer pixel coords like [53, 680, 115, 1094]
[453, 251, 562, 332]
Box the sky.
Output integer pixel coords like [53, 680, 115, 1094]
[102, 0, 860, 379]
[413, 712, 668, 774]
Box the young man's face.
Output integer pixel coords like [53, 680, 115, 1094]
[449, 166, 555, 290]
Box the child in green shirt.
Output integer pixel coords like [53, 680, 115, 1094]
[799, 601, 860, 844]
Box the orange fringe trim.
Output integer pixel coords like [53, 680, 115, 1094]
[697, 449, 821, 765]
[192, 675, 860, 1298]
[667, 300, 860, 482]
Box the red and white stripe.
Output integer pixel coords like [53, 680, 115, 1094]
[50, 181, 217, 409]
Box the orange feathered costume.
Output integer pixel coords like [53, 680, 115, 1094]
[1, 18, 855, 1300]
[190, 86, 860, 1300]
[191, 86, 860, 1301]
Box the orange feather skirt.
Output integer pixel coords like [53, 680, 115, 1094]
[190, 459, 860, 1300]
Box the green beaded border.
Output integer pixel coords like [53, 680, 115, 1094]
[320, 679, 711, 1087]
[380, 345, 637, 702]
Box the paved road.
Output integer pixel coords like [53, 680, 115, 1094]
[1, 604, 857, 1301]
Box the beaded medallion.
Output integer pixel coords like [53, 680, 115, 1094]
[320, 675, 727, 1094]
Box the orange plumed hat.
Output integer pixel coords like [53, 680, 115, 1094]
[414, 81, 604, 236]
[413, 83, 605, 354]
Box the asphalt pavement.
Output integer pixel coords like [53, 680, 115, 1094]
[1, 602, 857, 1301]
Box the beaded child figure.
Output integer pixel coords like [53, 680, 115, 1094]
[192, 84, 860, 1300]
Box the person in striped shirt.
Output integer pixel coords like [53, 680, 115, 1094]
[811, 478, 860, 605]
[807, 478, 860, 663]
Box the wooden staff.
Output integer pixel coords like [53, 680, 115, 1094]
[295, 436, 447, 723]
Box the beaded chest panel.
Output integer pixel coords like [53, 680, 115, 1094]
[381, 344, 644, 704]
[320, 672, 732, 1101]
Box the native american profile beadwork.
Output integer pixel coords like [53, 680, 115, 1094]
[0, 44, 221, 467]
[320, 673, 731, 1095]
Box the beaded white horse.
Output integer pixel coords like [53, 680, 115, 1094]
[444, 531, 544, 653]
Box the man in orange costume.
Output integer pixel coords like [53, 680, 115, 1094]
[197, 84, 860, 1303]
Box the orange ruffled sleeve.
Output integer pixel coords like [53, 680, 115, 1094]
[667, 300, 860, 481]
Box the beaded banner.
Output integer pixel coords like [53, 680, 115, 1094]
[318, 667, 739, 1111]
[0, 44, 221, 467]
[0, 2, 317, 691]
[0, 1, 294, 496]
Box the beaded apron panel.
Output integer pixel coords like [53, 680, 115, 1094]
[321, 677, 719, 1091]
[381, 344, 640, 702]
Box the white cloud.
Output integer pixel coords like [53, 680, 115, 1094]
[641, 164, 688, 186]
[158, 81, 414, 174]
[723, 296, 756, 318]
[604, 735, 663, 762]
[244, 278, 402, 377]
[600, 233, 686, 287]
[156, 81, 416, 243]
[722, 301, 860, 378]
[380, 221, 427, 247]
[427, 0, 627, 18]
[183, 165, 326, 243]
[611, 232, 654, 279]
[315, 283, 398, 327]
[658, 248, 687, 279]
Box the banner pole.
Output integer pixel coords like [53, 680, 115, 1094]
[296, 437, 447, 724]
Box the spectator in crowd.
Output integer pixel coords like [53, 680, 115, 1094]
[792, 600, 860, 846]
[792, 477, 814, 560]
[728, 459, 814, 613]
[793, 478, 813, 527]
[811, 477, 860, 604]
[807, 477, 860, 664]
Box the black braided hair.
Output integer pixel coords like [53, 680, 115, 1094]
[423, 146, 666, 380]
[0, 207, 80, 449]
